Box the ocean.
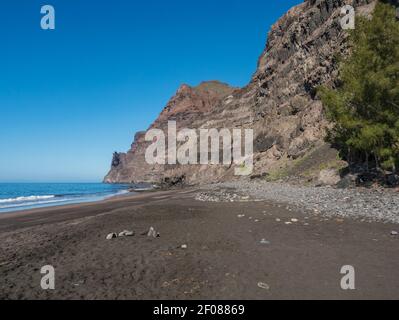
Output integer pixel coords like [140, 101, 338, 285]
[0, 183, 135, 213]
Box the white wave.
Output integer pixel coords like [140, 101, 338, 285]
[103, 189, 130, 199]
[0, 199, 69, 209]
[0, 189, 131, 212]
[0, 195, 56, 204]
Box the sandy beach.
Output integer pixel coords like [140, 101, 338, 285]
[0, 186, 399, 300]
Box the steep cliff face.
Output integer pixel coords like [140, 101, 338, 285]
[104, 0, 376, 185]
[104, 81, 237, 184]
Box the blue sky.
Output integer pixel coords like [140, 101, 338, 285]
[0, 0, 302, 182]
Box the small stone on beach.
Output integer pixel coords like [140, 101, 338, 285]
[119, 230, 134, 237]
[391, 231, 398, 236]
[106, 233, 117, 240]
[181, 244, 188, 249]
[257, 282, 270, 290]
[147, 227, 159, 238]
[260, 239, 270, 245]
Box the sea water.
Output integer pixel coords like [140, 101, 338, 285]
[0, 183, 133, 213]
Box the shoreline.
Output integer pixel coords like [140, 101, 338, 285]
[0, 188, 171, 227]
[0, 186, 144, 216]
[1, 185, 399, 299]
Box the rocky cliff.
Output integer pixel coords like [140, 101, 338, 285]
[104, 0, 377, 185]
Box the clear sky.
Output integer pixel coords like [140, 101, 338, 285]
[0, 0, 302, 183]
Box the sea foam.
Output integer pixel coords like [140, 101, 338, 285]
[0, 195, 55, 204]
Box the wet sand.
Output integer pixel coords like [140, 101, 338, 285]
[0, 187, 398, 300]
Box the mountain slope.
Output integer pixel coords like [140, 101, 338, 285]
[104, 0, 377, 185]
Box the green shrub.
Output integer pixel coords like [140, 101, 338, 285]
[319, 2, 399, 172]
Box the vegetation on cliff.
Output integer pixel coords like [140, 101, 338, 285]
[319, 1, 399, 172]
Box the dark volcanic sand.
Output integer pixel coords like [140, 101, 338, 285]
[0, 188, 398, 300]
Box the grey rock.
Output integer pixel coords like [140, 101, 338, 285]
[147, 227, 159, 238]
[387, 174, 399, 187]
[257, 282, 270, 290]
[119, 230, 134, 237]
[106, 233, 117, 240]
[111, 152, 122, 168]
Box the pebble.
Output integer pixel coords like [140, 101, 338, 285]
[257, 282, 270, 290]
[291, 218, 299, 223]
[119, 230, 134, 237]
[181, 244, 188, 249]
[260, 239, 270, 245]
[275, 218, 281, 222]
[195, 190, 240, 202]
[106, 233, 117, 240]
[147, 227, 159, 238]
[206, 181, 399, 224]
[391, 231, 398, 236]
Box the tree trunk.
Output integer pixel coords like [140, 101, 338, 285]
[374, 153, 380, 171]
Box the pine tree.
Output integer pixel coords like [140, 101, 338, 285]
[319, 1, 399, 172]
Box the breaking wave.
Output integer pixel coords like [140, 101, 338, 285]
[0, 195, 56, 204]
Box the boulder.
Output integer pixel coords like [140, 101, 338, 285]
[318, 169, 341, 186]
[336, 173, 358, 189]
[387, 174, 399, 187]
